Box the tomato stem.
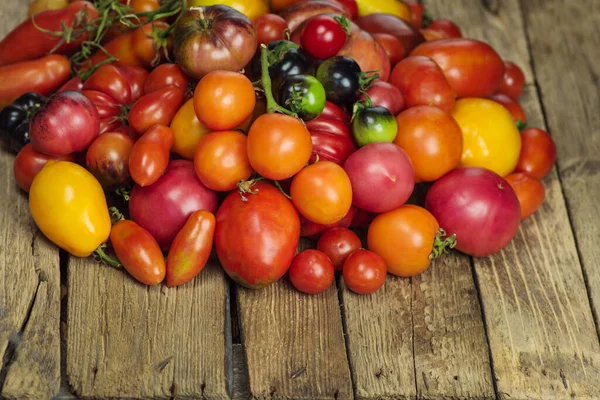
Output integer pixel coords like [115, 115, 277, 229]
[237, 177, 264, 201]
[109, 206, 126, 223]
[429, 229, 457, 260]
[273, 180, 292, 200]
[259, 45, 300, 118]
[95, 245, 122, 268]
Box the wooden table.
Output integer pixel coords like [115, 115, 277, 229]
[1, 1, 599, 399]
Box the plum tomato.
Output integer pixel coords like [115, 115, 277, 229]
[317, 227, 362, 271]
[277, 74, 326, 121]
[169, 98, 211, 160]
[85, 132, 134, 189]
[505, 172, 545, 220]
[427, 19, 462, 38]
[129, 125, 174, 187]
[14, 143, 75, 192]
[342, 249, 387, 295]
[301, 14, 349, 60]
[128, 85, 185, 134]
[352, 106, 398, 147]
[515, 127, 556, 179]
[291, 161, 353, 225]
[254, 13, 288, 46]
[489, 93, 527, 124]
[289, 249, 335, 294]
[316, 56, 361, 106]
[498, 61, 525, 100]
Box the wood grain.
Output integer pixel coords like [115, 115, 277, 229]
[67, 260, 231, 399]
[522, 0, 600, 336]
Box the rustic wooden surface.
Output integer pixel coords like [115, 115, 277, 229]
[1, 0, 600, 399]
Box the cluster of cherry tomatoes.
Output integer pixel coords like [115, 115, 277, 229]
[0, 0, 557, 295]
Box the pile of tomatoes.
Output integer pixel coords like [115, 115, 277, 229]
[0, 0, 557, 295]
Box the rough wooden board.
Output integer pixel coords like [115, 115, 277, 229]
[232, 343, 250, 400]
[237, 240, 352, 400]
[522, 0, 600, 336]
[67, 260, 230, 399]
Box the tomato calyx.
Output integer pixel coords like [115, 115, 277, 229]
[259, 45, 303, 120]
[333, 15, 351, 36]
[421, 11, 433, 28]
[429, 228, 457, 260]
[237, 177, 262, 202]
[516, 119, 528, 131]
[94, 243, 123, 268]
[115, 187, 131, 201]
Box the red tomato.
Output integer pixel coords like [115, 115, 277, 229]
[405, 0, 425, 28]
[361, 80, 405, 116]
[144, 63, 189, 95]
[515, 127, 557, 179]
[300, 206, 356, 238]
[129, 125, 174, 187]
[498, 61, 525, 99]
[427, 19, 462, 38]
[119, 66, 149, 103]
[289, 249, 335, 294]
[372, 33, 405, 67]
[167, 210, 216, 287]
[110, 219, 166, 285]
[320, 100, 350, 122]
[317, 227, 362, 271]
[336, 0, 358, 19]
[306, 115, 356, 165]
[342, 249, 387, 295]
[254, 14, 288, 46]
[13, 143, 75, 192]
[215, 181, 300, 289]
[87, 32, 142, 69]
[194, 70, 256, 131]
[291, 161, 353, 225]
[489, 93, 527, 124]
[301, 14, 348, 59]
[81, 90, 124, 134]
[83, 64, 132, 106]
[194, 130, 253, 192]
[505, 172, 545, 220]
[247, 113, 313, 180]
[85, 132, 134, 189]
[128, 85, 184, 134]
[131, 21, 171, 67]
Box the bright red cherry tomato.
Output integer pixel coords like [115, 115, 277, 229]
[300, 15, 349, 60]
[317, 227, 362, 271]
[515, 127, 557, 179]
[254, 13, 288, 46]
[505, 172, 546, 220]
[342, 249, 387, 295]
[498, 61, 525, 100]
[289, 249, 335, 294]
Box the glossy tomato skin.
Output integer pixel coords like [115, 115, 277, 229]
[372, 33, 405, 66]
[14, 143, 75, 192]
[81, 90, 123, 134]
[411, 38, 505, 98]
[306, 117, 357, 165]
[515, 128, 556, 179]
[167, 210, 216, 287]
[278, 74, 326, 121]
[317, 227, 362, 271]
[405, 0, 424, 28]
[337, 0, 358, 19]
[215, 181, 300, 289]
[354, 13, 424, 56]
[280, 1, 351, 32]
[361, 80, 405, 117]
[489, 93, 527, 123]
[131, 21, 172, 67]
[254, 14, 288, 46]
[352, 106, 398, 147]
[301, 14, 348, 59]
[498, 61, 525, 100]
[336, 22, 391, 82]
[119, 65, 149, 103]
[300, 206, 356, 238]
[83, 64, 132, 106]
[368, 205, 440, 277]
[170, 98, 211, 160]
[316, 56, 361, 106]
[110, 220, 166, 285]
[128, 85, 184, 134]
[505, 172, 545, 220]
[144, 63, 189, 95]
[85, 132, 134, 189]
[390, 56, 455, 112]
[289, 249, 335, 294]
[129, 125, 174, 187]
[320, 100, 351, 122]
[427, 19, 462, 38]
[342, 249, 387, 295]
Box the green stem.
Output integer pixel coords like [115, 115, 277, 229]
[95, 246, 122, 268]
[259, 45, 298, 117]
[516, 119, 528, 131]
[273, 181, 292, 200]
[109, 206, 126, 222]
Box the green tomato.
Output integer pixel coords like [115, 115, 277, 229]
[352, 106, 398, 147]
[277, 74, 326, 121]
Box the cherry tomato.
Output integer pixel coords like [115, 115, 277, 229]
[254, 13, 288, 46]
[372, 33, 405, 66]
[427, 19, 462, 38]
[505, 172, 545, 220]
[85, 132, 134, 189]
[316, 56, 361, 106]
[144, 63, 189, 95]
[301, 14, 349, 60]
[194, 130, 253, 192]
[489, 93, 527, 124]
[277, 74, 326, 121]
[110, 219, 166, 285]
[247, 113, 312, 180]
[83, 64, 132, 106]
[498, 61, 525, 100]
[13, 143, 75, 192]
[129, 125, 174, 187]
[361, 80, 405, 116]
[131, 21, 171, 67]
[167, 210, 215, 287]
[405, 0, 425, 28]
[394, 106, 463, 182]
[342, 249, 387, 295]
[288, 249, 335, 294]
[515, 127, 556, 179]
[352, 106, 398, 147]
[128, 85, 184, 134]
[317, 227, 362, 271]
[291, 161, 353, 225]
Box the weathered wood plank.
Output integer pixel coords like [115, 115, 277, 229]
[237, 240, 353, 399]
[522, 0, 600, 337]
[67, 260, 231, 399]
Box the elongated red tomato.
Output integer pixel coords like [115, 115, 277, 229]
[167, 210, 216, 287]
[129, 125, 174, 187]
[110, 219, 166, 285]
[82, 64, 132, 106]
[128, 85, 185, 134]
[14, 143, 75, 192]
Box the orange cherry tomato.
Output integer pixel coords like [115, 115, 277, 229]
[515, 127, 556, 179]
[129, 125, 174, 187]
[505, 172, 545, 220]
[291, 161, 353, 225]
[394, 106, 463, 182]
[247, 113, 312, 180]
[194, 130, 253, 191]
[194, 70, 256, 131]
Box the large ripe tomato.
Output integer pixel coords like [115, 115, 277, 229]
[291, 161, 353, 225]
[85, 132, 134, 189]
[194, 130, 253, 191]
[394, 106, 462, 182]
[215, 181, 300, 288]
[368, 205, 447, 277]
[288, 249, 335, 294]
[342, 249, 387, 295]
[515, 127, 556, 179]
[14, 143, 75, 192]
[317, 227, 362, 271]
[505, 172, 545, 220]
[247, 113, 312, 180]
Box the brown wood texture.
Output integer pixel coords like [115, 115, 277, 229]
[522, 0, 600, 336]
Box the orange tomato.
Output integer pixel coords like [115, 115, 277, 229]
[170, 98, 211, 160]
[505, 172, 545, 220]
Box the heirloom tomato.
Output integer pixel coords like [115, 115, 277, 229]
[372, 33, 405, 67]
[85, 132, 134, 189]
[128, 85, 184, 134]
[300, 14, 349, 60]
[306, 115, 356, 165]
[254, 14, 288, 46]
[277, 74, 326, 121]
[144, 63, 189, 95]
[170, 98, 211, 160]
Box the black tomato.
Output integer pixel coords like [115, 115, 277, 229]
[277, 75, 326, 121]
[0, 92, 46, 153]
[316, 56, 361, 106]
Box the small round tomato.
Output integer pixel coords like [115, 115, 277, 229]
[316, 56, 361, 106]
[317, 227, 362, 271]
[247, 113, 312, 180]
[194, 130, 253, 192]
[254, 13, 288, 46]
[489, 93, 527, 124]
[194, 70, 256, 131]
[144, 63, 189, 95]
[372, 33, 405, 66]
[129, 125, 174, 187]
[352, 106, 398, 147]
[342, 249, 387, 295]
[289, 249, 335, 294]
[291, 161, 353, 225]
[278, 74, 326, 121]
[505, 172, 545, 220]
[85, 132, 134, 189]
[14, 143, 75, 192]
[427, 19, 462, 38]
[498, 61, 525, 100]
[301, 15, 349, 60]
[394, 106, 462, 182]
[515, 127, 556, 179]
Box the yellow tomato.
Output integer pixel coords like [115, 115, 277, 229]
[451, 98, 522, 177]
[29, 161, 111, 257]
[355, 0, 411, 21]
[188, 0, 269, 20]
